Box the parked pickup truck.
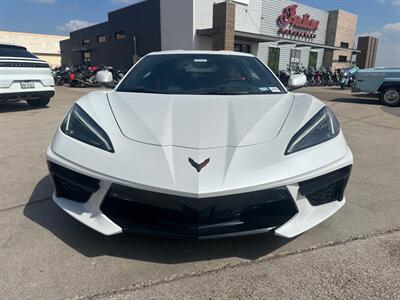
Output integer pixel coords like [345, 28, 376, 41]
[352, 68, 400, 107]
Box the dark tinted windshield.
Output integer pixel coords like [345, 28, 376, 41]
[0, 46, 38, 59]
[117, 54, 285, 95]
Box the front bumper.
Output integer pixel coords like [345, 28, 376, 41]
[47, 148, 352, 239]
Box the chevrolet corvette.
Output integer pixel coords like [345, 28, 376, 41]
[47, 51, 353, 239]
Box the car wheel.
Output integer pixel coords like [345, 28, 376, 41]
[380, 88, 400, 107]
[27, 97, 50, 107]
[340, 83, 345, 90]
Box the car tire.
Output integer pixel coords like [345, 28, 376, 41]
[27, 97, 50, 107]
[380, 88, 400, 107]
[340, 83, 345, 90]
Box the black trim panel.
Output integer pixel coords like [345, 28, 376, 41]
[48, 161, 100, 203]
[299, 166, 352, 206]
[0, 61, 50, 68]
[0, 91, 55, 102]
[100, 184, 298, 239]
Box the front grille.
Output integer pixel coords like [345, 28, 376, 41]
[100, 184, 298, 238]
[299, 166, 352, 206]
[48, 162, 100, 203]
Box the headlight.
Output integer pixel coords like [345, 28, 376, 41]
[285, 107, 340, 155]
[60, 104, 114, 152]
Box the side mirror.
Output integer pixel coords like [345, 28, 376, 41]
[287, 73, 306, 91]
[96, 70, 113, 85]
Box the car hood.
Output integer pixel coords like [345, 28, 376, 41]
[107, 91, 294, 149]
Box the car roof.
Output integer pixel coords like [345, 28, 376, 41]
[146, 50, 254, 57]
[0, 43, 27, 50]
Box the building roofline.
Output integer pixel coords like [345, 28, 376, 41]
[107, 0, 147, 15]
[68, 21, 108, 34]
[0, 30, 67, 39]
[327, 9, 358, 17]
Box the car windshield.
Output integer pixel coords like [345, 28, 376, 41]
[117, 54, 286, 95]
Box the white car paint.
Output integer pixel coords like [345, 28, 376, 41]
[47, 51, 353, 238]
[0, 44, 54, 104]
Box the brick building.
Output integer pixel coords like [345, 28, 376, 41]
[356, 36, 378, 69]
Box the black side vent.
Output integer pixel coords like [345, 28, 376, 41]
[47, 161, 100, 203]
[299, 166, 352, 206]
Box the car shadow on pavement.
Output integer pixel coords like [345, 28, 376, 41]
[23, 176, 294, 264]
[0, 101, 49, 113]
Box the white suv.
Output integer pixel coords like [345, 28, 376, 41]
[0, 44, 55, 107]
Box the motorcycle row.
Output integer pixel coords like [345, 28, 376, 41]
[51, 65, 127, 88]
[279, 64, 359, 89]
[52, 63, 359, 90]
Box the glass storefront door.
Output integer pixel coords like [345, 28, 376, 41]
[289, 49, 301, 70]
[309, 51, 318, 69]
[268, 47, 280, 75]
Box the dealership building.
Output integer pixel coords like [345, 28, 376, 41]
[60, 0, 367, 72]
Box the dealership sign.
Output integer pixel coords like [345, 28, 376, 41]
[277, 5, 320, 39]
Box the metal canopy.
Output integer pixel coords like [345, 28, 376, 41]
[278, 41, 294, 46]
[195, 29, 361, 53]
[196, 28, 213, 37]
[234, 31, 279, 43]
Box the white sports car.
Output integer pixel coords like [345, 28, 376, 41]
[47, 51, 353, 239]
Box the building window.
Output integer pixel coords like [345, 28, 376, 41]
[289, 49, 301, 69]
[340, 42, 349, 48]
[309, 51, 318, 69]
[268, 47, 280, 75]
[338, 55, 347, 62]
[234, 43, 251, 53]
[115, 31, 126, 40]
[97, 35, 107, 43]
[83, 51, 91, 64]
[82, 38, 90, 45]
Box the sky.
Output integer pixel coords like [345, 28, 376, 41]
[0, 0, 399, 66]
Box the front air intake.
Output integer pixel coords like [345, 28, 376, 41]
[298, 166, 352, 206]
[47, 161, 100, 203]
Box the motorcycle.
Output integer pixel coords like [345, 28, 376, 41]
[340, 65, 359, 89]
[100, 65, 126, 86]
[313, 68, 322, 86]
[69, 65, 99, 88]
[321, 67, 334, 86]
[52, 66, 70, 86]
[279, 68, 292, 87]
[304, 67, 315, 86]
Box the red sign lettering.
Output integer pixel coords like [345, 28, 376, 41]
[277, 5, 320, 39]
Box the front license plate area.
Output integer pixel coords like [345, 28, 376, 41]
[20, 81, 35, 89]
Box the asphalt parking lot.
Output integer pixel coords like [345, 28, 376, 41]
[0, 86, 399, 299]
